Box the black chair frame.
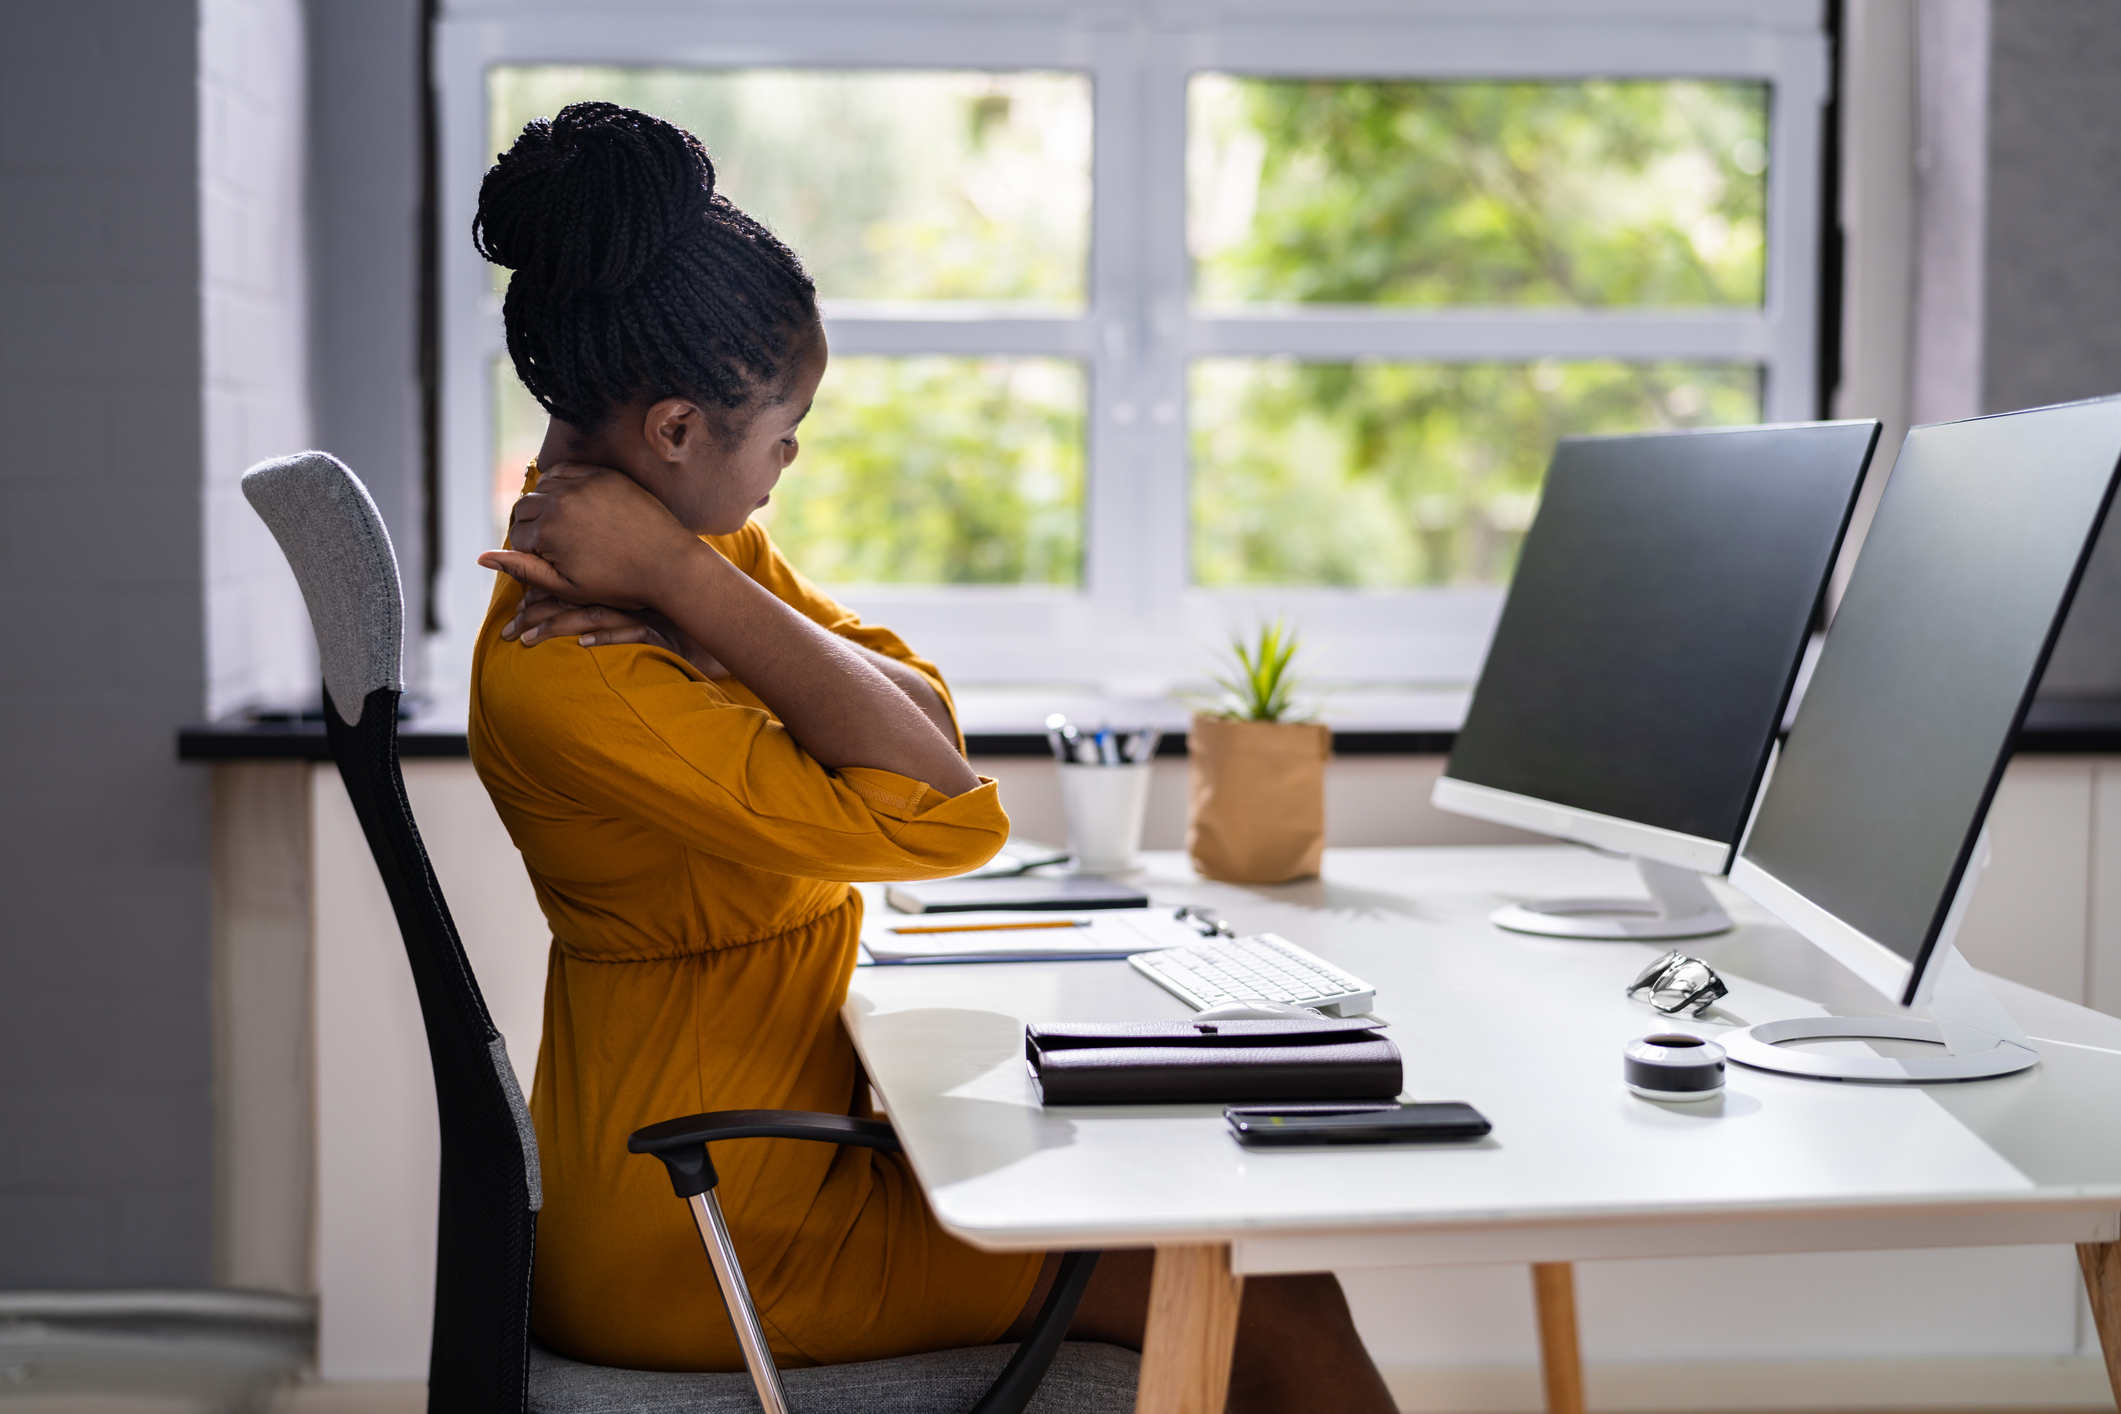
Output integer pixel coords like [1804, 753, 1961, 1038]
[323, 641, 1097, 1413]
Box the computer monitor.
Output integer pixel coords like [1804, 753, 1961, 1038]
[1723, 395, 2121, 1083]
[1432, 421, 1881, 939]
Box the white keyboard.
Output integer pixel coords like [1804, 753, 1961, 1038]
[1128, 933, 1377, 1017]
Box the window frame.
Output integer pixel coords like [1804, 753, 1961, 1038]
[433, 1, 1828, 702]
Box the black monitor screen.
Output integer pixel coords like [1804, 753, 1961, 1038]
[1741, 399, 2121, 987]
[1448, 422, 1878, 855]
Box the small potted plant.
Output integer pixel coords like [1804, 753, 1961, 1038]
[1187, 619, 1330, 883]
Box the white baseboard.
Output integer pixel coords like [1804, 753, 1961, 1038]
[1381, 1354, 2117, 1412]
[267, 1381, 426, 1414]
[0, 1391, 419, 1414]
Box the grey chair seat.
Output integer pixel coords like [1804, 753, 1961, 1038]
[529, 1339, 1140, 1413]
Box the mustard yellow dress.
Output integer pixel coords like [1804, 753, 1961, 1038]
[468, 500, 1041, 1373]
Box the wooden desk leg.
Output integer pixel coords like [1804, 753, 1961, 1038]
[1531, 1262, 1586, 1414]
[1134, 1243, 1245, 1414]
[2079, 1241, 2121, 1405]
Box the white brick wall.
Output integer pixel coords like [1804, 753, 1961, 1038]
[201, 0, 317, 719]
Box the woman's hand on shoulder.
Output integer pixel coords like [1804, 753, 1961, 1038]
[503, 590, 731, 680]
[477, 460, 703, 610]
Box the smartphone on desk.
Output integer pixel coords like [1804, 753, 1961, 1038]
[1226, 1101, 1491, 1148]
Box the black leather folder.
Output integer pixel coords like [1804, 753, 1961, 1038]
[1025, 1017, 1402, 1106]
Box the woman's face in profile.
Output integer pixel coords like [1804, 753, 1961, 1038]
[656, 336, 828, 538]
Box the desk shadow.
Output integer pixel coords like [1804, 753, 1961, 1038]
[1243, 877, 1451, 924]
[851, 1003, 1024, 1090]
[1689, 927, 1905, 1017]
[1621, 1090, 1764, 1123]
[851, 1004, 1079, 1185]
[1690, 1003, 1755, 1028]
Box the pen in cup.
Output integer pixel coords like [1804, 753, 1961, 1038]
[1045, 715, 1162, 766]
[1047, 713, 1157, 872]
[1044, 714, 1086, 764]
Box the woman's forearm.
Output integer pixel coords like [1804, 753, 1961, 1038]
[850, 643, 958, 745]
[653, 543, 981, 795]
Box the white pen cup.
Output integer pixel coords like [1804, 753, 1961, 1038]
[1058, 762, 1152, 874]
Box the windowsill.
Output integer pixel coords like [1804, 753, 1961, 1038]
[953, 682, 1470, 729]
[174, 693, 2121, 761]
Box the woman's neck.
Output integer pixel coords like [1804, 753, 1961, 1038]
[536, 417, 617, 470]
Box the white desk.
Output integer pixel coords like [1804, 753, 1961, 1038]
[844, 847, 2121, 1414]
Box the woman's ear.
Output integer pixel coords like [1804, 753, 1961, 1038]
[642, 398, 706, 463]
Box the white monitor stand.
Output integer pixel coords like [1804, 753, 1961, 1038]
[1491, 856, 1733, 941]
[1717, 946, 2038, 1082]
[1721, 829, 2040, 1083]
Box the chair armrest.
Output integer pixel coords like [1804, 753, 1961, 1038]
[628, 1109, 902, 1198]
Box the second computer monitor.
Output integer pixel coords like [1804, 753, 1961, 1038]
[1714, 396, 2121, 1083]
[1735, 396, 2121, 1008]
[1433, 421, 1880, 933]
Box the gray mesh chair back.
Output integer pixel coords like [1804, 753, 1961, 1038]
[244, 452, 541, 1413]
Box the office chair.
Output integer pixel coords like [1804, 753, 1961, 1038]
[241, 452, 1136, 1414]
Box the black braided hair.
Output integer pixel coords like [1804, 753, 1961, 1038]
[473, 101, 819, 432]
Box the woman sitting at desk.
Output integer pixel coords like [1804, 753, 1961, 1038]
[469, 100, 1395, 1413]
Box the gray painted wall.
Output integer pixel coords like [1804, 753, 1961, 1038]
[0, 0, 428, 1294]
[308, 0, 428, 640]
[1985, 0, 2121, 694]
[0, 2, 213, 1286]
[1984, 1, 2121, 414]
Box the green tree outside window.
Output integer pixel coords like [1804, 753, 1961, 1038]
[1188, 76, 1771, 587]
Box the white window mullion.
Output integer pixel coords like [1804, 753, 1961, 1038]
[1189, 312, 1780, 363]
[1201, 8, 1824, 84]
[1069, 25, 1161, 679]
[1759, 30, 1828, 423]
[437, 21, 511, 703]
[818, 319, 1093, 358]
[1136, 33, 1196, 654]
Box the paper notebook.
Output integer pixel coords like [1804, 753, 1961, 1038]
[863, 907, 1204, 964]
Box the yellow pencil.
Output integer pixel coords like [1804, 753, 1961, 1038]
[887, 917, 1093, 935]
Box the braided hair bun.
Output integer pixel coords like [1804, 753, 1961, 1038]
[475, 102, 715, 303]
[474, 101, 818, 429]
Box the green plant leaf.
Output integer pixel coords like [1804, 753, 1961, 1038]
[1207, 616, 1311, 722]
